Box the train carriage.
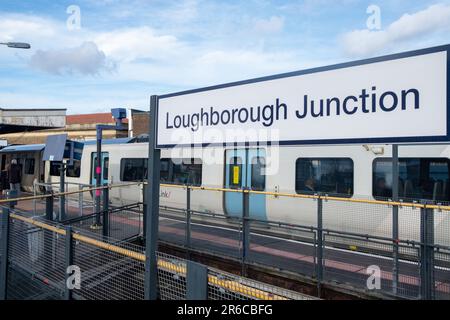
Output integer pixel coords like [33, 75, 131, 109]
[2, 139, 449, 247]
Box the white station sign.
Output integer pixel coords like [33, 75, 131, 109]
[156, 46, 449, 148]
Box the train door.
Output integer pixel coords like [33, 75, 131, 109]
[90, 152, 109, 185]
[224, 148, 267, 220]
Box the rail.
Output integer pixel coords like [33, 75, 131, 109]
[2, 181, 450, 211]
[0, 208, 312, 300]
[1, 181, 449, 299]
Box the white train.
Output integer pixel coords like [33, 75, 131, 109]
[1, 139, 449, 246]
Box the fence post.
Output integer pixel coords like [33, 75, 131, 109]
[46, 192, 54, 221]
[78, 185, 83, 219]
[142, 183, 147, 240]
[420, 201, 435, 300]
[0, 207, 10, 300]
[391, 144, 399, 295]
[64, 226, 74, 300]
[241, 188, 250, 276]
[59, 163, 66, 221]
[186, 261, 208, 300]
[316, 193, 323, 298]
[144, 95, 161, 300]
[102, 185, 109, 238]
[186, 185, 191, 257]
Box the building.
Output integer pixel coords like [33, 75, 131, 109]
[0, 108, 66, 134]
[0, 111, 128, 145]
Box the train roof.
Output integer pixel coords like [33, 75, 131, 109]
[0, 144, 45, 153]
[83, 137, 135, 145]
[0, 137, 136, 153]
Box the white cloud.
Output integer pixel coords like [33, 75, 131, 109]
[253, 16, 285, 33]
[29, 41, 115, 75]
[341, 4, 450, 56]
[0, 15, 57, 41]
[94, 26, 183, 63]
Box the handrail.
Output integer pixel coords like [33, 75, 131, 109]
[8, 211, 290, 300]
[2, 181, 450, 211]
[159, 183, 450, 211]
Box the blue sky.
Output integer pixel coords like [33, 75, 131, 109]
[0, 0, 449, 114]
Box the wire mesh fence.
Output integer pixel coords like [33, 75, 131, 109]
[6, 216, 67, 300]
[2, 182, 450, 300]
[0, 206, 317, 300]
[156, 185, 450, 300]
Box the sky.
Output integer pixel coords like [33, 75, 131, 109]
[0, 0, 449, 114]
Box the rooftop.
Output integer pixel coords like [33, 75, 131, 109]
[66, 112, 129, 125]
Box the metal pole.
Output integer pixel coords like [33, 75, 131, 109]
[44, 194, 54, 271]
[186, 185, 191, 258]
[316, 194, 323, 298]
[78, 185, 83, 219]
[64, 226, 74, 300]
[92, 128, 103, 228]
[241, 188, 250, 276]
[143, 183, 147, 240]
[59, 163, 66, 221]
[102, 184, 109, 238]
[33, 181, 37, 215]
[144, 95, 161, 300]
[0, 207, 10, 300]
[186, 261, 208, 300]
[392, 144, 399, 295]
[66, 182, 69, 216]
[46, 192, 54, 221]
[420, 202, 435, 300]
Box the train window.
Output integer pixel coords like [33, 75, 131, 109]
[161, 158, 202, 186]
[103, 157, 109, 178]
[66, 160, 81, 178]
[50, 161, 80, 178]
[49, 161, 61, 176]
[373, 158, 450, 201]
[229, 157, 242, 189]
[121, 158, 147, 182]
[160, 159, 170, 182]
[1, 155, 6, 171]
[24, 158, 35, 175]
[295, 158, 354, 197]
[171, 158, 202, 186]
[251, 157, 265, 191]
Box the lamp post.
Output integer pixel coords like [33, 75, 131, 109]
[0, 42, 31, 49]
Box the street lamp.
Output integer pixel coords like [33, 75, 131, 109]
[0, 42, 31, 49]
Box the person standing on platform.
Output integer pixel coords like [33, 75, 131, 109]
[8, 159, 21, 196]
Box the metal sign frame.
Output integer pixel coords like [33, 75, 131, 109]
[156, 44, 450, 148]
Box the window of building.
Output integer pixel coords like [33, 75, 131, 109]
[295, 158, 354, 197]
[24, 158, 35, 175]
[373, 158, 450, 201]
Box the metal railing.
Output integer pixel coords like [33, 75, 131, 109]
[154, 183, 450, 300]
[33, 181, 95, 219]
[0, 205, 315, 300]
[1, 181, 449, 299]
